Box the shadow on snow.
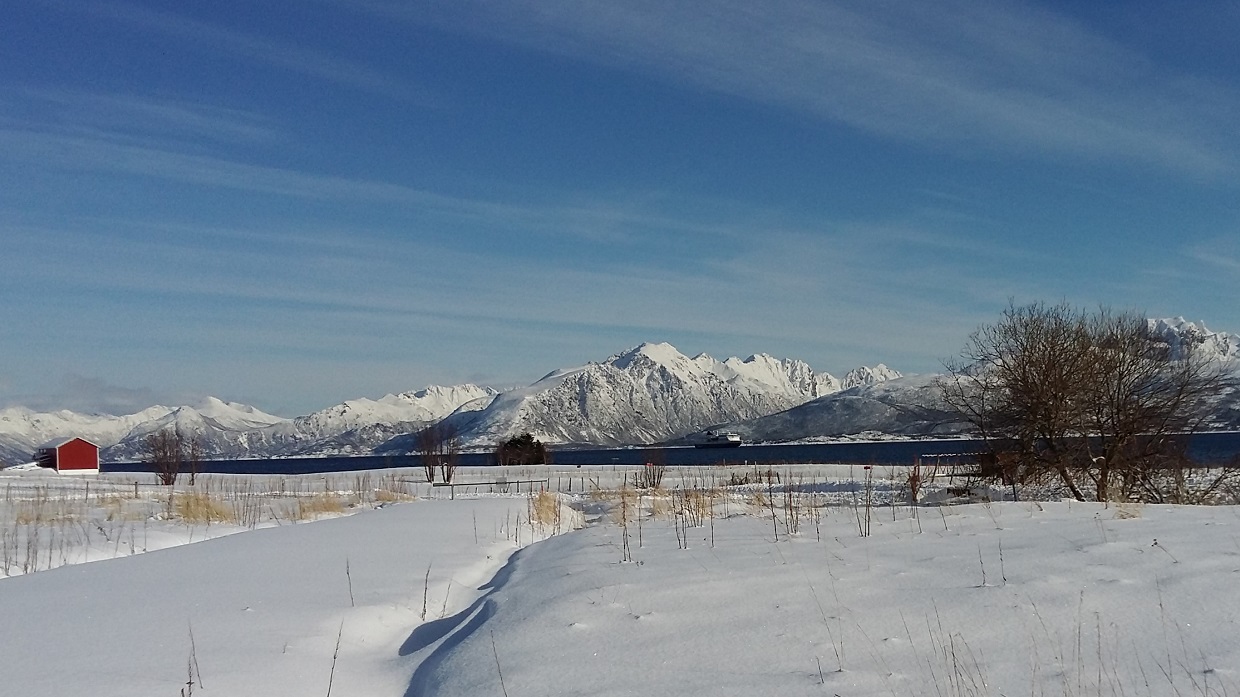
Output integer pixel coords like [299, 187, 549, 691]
[402, 546, 526, 696]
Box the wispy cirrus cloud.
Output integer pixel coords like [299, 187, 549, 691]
[1, 210, 1024, 375]
[0, 126, 762, 246]
[37, 0, 413, 100]
[354, 0, 1239, 177]
[1, 87, 281, 148]
[1186, 234, 1240, 275]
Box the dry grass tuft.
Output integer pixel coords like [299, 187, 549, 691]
[609, 487, 639, 525]
[296, 494, 348, 519]
[588, 481, 610, 501]
[531, 490, 561, 527]
[1113, 503, 1143, 520]
[375, 488, 413, 503]
[648, 495, 674, 519]
[746, 490, 770, 513]
[175, 492, 236, 524]
[12, 508, 41, 526]
[682, 489, 712, 524]
[98, 495, 132, 521]
[13, 500, 81, 525]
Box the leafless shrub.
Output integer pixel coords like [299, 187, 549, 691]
[746, 490, 770, 513]
[676, 487, 710, 529]
[940, 302, 1232, 503]
[619, 485, 634, 562]
[781, 480, 802, 536]
[636, 448, 668, 489]
[853, 466, 874, 537]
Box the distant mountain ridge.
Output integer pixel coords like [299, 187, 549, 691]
[0, 386, 495, 464]
[0, 342, 897, 463]
[404, 342, 900, 449]
[1149, 317, 1240, 364]
[692, 317, 1240, 444]
[2, 319, 1235, 465]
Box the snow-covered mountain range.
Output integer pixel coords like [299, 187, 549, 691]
[0, 386, 495, 464]
[1149, 317, 1240, 363]
[2, 319, 1235, 464]
[682, 374, 957, 444]
[378, 342, 900, 451]
[701, 317, 1240, 444]
[0, 342, 896, 463]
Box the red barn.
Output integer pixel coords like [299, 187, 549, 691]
[35, 437, 100, 474]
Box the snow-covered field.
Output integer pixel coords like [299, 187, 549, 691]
[3, 464, 1238, 696]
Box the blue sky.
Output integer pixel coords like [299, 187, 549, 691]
[3, 1, 1239, 416]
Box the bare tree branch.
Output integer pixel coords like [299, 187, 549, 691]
[938, 302, 1231, 502]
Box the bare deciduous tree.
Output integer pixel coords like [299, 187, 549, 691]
[416, 425, 440, 483]
[147, 430, 180, 486]
[416, 422, 462, 484]
[145, 429, 202, 487]
[187, 435, 203, 486]
[939, 302, 1232, 502]
[438, 423, 461, 484]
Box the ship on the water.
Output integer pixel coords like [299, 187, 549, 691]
[694, 431, 743, 448]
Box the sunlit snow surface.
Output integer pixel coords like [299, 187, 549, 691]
[419, 501, 1240, 696]
[2, 465, 1239, 696]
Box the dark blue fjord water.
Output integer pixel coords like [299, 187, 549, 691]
[102, 432, 1240, 475]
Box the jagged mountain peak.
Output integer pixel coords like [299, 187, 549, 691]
[388, 383, 495, 402]
[296, 384, 495, 430]
[843, 364, 903, 390]
[721, 353, 793, 380]
[433, 343, 887, 448]
[607, 342, 694, 371]
[1153, 316, 1209, 333]
[1149, 317, 1240, 363]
